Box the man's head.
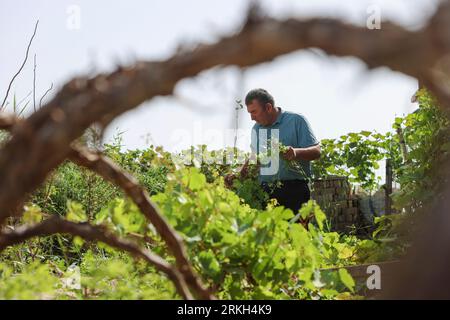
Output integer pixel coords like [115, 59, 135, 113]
[245, 88, 278, 126]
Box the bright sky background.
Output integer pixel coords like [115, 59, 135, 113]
[0, 0, 440, 154]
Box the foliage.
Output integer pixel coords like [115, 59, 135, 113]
[5, 95, 447, 299]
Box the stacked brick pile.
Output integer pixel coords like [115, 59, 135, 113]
[310, 176, 360, 232]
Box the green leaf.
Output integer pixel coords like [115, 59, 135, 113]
[284, 250, 297, 270]
[218, 202, 232, 214]
[22, 205, 43, 224]
[66, 201, 87, 223]
[73, 236, 85, 249]
[338, 268, 355, 293]
[394, 117, 403, 126]
[189, 169, 206, 191]
[299, 200, 313, 220]
[280, 208, 294, 220]
[313, 203, 327, 231]
[198, 250, 221, 280]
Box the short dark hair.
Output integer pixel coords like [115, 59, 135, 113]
[245, 88, 275, 108]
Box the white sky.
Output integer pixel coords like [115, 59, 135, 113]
[0, 0, 440, 153]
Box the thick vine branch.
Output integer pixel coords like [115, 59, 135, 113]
[0, 215, 193, 300]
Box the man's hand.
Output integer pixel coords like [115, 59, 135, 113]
[282, 146, 297, 161]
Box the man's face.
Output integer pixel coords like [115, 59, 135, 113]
[246, 99, 270, 126]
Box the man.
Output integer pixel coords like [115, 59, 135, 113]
[227, 88, 321, 214]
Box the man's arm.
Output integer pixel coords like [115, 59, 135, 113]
[283, 144, 321, 161]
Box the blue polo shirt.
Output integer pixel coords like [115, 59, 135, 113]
[250, 108, 318, 182]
